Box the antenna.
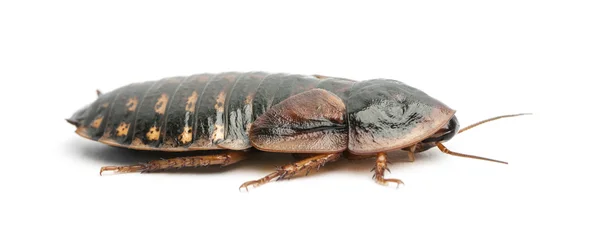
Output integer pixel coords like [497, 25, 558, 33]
[459, 113, 531, 134]
[437, 113, 532, 164]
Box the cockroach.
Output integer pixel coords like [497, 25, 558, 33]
[67, 72, 529, 190]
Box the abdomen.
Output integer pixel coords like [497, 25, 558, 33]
[71, 72, 356, 151]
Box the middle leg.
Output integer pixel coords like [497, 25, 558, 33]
[372, 152, 404, 187]
[239, 153, 342, 191]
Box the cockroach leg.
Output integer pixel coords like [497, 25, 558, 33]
[99, 164, 146, 174]
[239, 153, 341, 191]
[407, 145, 417, 162]
[99, 150, 249, 175]
[372, 152, 404, 188]
[96, 89, 102, 96]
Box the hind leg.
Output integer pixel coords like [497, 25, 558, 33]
[99, 150, 249, 175]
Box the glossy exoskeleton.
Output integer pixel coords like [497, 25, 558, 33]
[67, 72, 528, 190]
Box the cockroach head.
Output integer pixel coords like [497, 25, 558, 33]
[415, 113, 531, 164]
[410, 115, 460, 152]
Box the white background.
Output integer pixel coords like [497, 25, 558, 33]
[1, 1, 598, 241]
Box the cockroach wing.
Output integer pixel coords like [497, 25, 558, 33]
[249, 89, 348, 153]
[347, 79, 455, 155]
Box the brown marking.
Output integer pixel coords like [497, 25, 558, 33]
[116, 122, 130, 136]
[126, 97, 138, 111]
[154, 93, 169, 114]
[91, 116, 103, 128]
[179, 125, 193, 144]
[214, 91, 226, 112]
[146, 126, 160, 141]
[185, 91, 198, 112]
[101, 103, 109, 108]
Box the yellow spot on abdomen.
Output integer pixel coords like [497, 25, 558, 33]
[214, 91, 226, 112]
[179, 125, 193, 144]
[126, 97, 138, 111]
[244, 94, 253, 105]
[185, 91, 198, 112]
[91, 116, 103, 128]
[212, 91, 227, 143]
[146, 126, 160, 141]
[116, 122, 130, 136]
[212, 124, 224, 142]
[154, 94, 169, 114]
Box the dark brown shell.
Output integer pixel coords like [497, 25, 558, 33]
[68, 73, 455, 155]
[68, 72, 351, 152]
[346, 79, 455, 155]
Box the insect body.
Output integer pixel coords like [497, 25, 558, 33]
[67, 72, 528, 190]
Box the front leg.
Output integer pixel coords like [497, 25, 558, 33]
[239, 153, 341, 191]
[407, 145, 417, 162]
[372, 152, 404, 187]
